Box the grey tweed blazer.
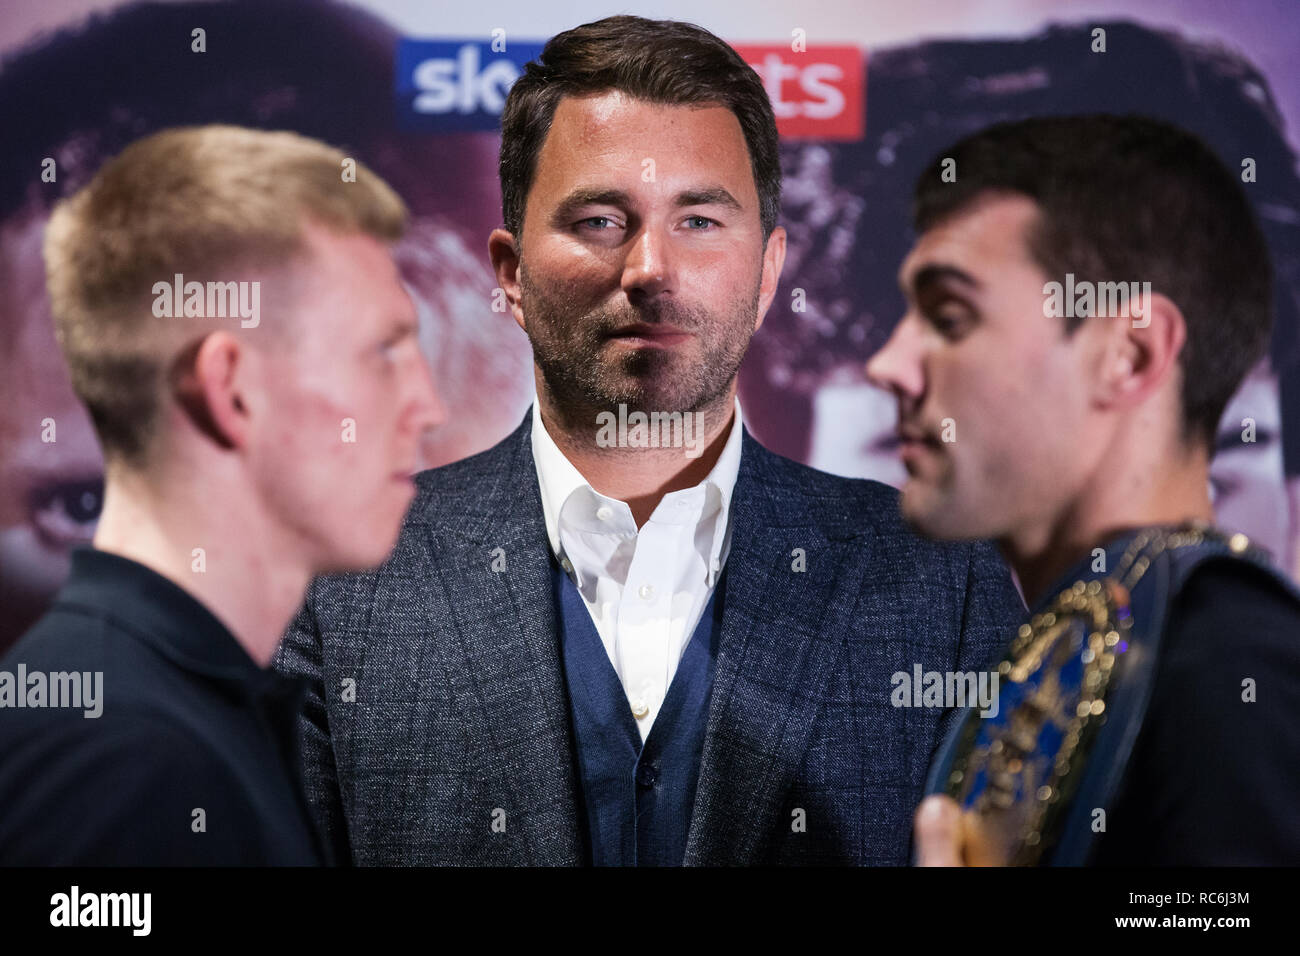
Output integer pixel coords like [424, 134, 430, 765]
[275, 412, 1025, 865]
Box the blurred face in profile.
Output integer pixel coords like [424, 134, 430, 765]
[500, 90, 785, 420]
[0, 203, 464, 652]
[815, 363, 1292, 562]
[240, 221, 444, 572]
[866, 194, 1109, 542]
[864, 196, 1290, 559]
[0, 209, 103, 652]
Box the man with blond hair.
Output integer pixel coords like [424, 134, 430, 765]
[0, 125, 442, 864]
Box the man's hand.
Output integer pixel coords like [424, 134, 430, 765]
[914, 794, 1011, 866]
[914, 795, 967, 866]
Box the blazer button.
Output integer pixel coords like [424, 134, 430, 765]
[636, 763, 659, 788]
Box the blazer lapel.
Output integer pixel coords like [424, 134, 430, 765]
[685, 432, 867, 865]
[427, 415, 583, 864]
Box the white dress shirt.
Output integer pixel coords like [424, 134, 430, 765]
[531, 398, 744, 740]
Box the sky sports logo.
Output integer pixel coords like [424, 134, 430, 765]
[395, 38, 864, 140]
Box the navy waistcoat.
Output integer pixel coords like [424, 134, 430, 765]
[551, 560, 723, 866]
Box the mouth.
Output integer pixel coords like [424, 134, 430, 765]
[896, 428, 942, 465]
[605, 323, 694, 347]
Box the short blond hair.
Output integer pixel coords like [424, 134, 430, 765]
[43, 124, 408, 465]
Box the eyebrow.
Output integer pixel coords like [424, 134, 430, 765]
[902, 263, 982, 299]
[551, 185, 744, 224]
[675, 186, 743, 212]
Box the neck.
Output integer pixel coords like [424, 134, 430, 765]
[93, 462, 310, 668]
[537, 382, 737, 526]
[1002, 440, 1213, 607]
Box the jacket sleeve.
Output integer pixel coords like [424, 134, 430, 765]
[275, 588, 353, 865]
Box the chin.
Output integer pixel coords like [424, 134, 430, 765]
[900, 483, 988, 542]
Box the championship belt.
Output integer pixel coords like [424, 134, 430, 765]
[923, 523, 1264, 865]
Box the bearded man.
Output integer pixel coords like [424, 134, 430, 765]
[276, 15, 1025, 866]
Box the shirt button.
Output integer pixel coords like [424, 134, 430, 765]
[560, 557, 573, 573]
[638, 584, 654, 601]
[631, 698, 649, 718]
[636, 763, 659, 788]
[596, 505, 613, 521]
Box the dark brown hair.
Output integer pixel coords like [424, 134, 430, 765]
[913, 113, 1273, 449]
[499, 15, 780, 241]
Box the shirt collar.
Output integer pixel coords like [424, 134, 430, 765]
[54, 547, 294, 703]
[530, 396, 745, 577]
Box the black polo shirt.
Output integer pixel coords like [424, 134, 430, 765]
[0, 548, 328, 865]
[1090, 559, 1300, 864]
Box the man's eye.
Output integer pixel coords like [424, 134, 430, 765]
[29, 478, 103, 547]
[578, 216, 616, 230]
[928, 311, 970, 338]
[684, 216, 715, 230]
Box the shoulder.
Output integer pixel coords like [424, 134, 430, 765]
[1164, 557, 1300, 679]
[0, 702, 261, 864]
[738, 432, 905, 533]
[1096, 557, 1300, 863]
[1, 621, 234, 777]
[2, 604, 200, 717]
[4, 602, 116, 671]
[1136, 555, 1300, 771]
[411, 415, 531, 513]
[739, 434, 1004, 575]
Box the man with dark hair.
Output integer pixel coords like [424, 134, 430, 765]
[277, 15, 1025, 866]
[760, 21, 1300, 573]
[864, 114, 1300, 864]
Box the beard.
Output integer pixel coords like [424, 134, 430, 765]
[519, 260, 759, 418]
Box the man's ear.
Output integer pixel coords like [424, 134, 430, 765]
[1097, 291, 1186, 410]
[169, 332, 249, 451]
[488, 228, 526, 332]
[753, 225, 788, 335]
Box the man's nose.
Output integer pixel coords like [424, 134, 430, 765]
[866, 317, 927, 400]
[621, 225, 675, 299]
